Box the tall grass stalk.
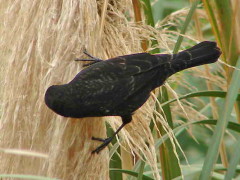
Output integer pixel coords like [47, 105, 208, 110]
[200, 0, 240, 178]
[200, 56, 240, 179]
[193, 1, 228, 167]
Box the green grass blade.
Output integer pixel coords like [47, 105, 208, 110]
[137, 160, 146, 180]
[107, 123, 122, 180]
[156, 1, 200, 178]
[0, 174, 58, 180]
[155, 124, 187, 149]
[109, 139, 121, 159]
[109, 168, 154, 180]
[200, 56, 240, 179]
[155, 119, 240, 149]
[132, 122, 186, 176]
[173, 0, 200, 54]
[133, 119, 240, 176]
[214, 0, 238, 65]
[202, 0, 223, 51]
[224, 136, 240, 179]
[157, 86, 181, 179]
[140, 0, 154, 27]
[161, 90, 240, 107]
[140, 0, 159, 53]
[194, 120, 240, 133]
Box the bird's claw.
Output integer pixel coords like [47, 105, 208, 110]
[75, 58, 102, 67]
[92, 136, 106, 142]
[91, 137, 113, 154]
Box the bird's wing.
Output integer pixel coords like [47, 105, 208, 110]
[75, 76, 135, 106]
[106, 53, 169, 76]
[73, 53, 169, 80]
[70, 53, 169, 110]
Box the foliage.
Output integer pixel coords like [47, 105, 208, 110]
[108, 0, 240, 179]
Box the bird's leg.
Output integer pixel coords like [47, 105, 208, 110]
[92, 115, 132, 154]
[75, 49, 103, 67]
[91, 123, 126, 154]
[91, 136, 114, 154]
[83, 50, 102, 61]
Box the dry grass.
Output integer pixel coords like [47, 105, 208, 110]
[0, 0, 108, 179]
[0, 0, 169, 179]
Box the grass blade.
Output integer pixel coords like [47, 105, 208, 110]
[224, 136, 240, 179]
[141, 0, 159, 53]
[173, 0, 200, 54]
[161, 90, 240, 107]
[155, 119, 240, 149]
[214, 0, 238, 65]
[133, 119, 240, 177]
[109, 168, 154, 180]
[137, 160, 146, 180]
[200, 56, 240, 179]
[157, 86, 181, 179]
[107, 123, 122, 180]
[140, 0, 155, 26]
[194, 120, 240, 133]
[156, 1, 200, 178]
[0, 174, 58, 180]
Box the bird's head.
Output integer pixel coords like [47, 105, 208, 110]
[44, 85, 68, 117]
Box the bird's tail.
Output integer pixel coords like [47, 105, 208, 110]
[159, 41, 221, 74]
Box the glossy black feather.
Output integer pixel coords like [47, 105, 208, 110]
[45, 41, 220, 118]
[45, 41, 221, 153]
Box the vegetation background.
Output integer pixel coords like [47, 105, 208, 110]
[0, 0, 239, 179]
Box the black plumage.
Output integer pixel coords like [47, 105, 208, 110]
[45, 41, 221, 153]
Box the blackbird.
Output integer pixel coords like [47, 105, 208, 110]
[45, 41, 221, 153]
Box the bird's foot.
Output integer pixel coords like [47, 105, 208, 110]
[92, 137, 106, 142]
[75, 58, 102, 67]
[91, 137, 113, 154]
[75, 49, 103, 67]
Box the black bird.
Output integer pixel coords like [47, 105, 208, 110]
[45, 41, 221, 153]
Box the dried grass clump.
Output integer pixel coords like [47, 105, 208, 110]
[0, 0, 107, 179]
[0, 0, 169, 179]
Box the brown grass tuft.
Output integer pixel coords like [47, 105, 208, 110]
[0, 0, 167, 179]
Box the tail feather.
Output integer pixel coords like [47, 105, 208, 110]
[169, 41, 221, 73]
